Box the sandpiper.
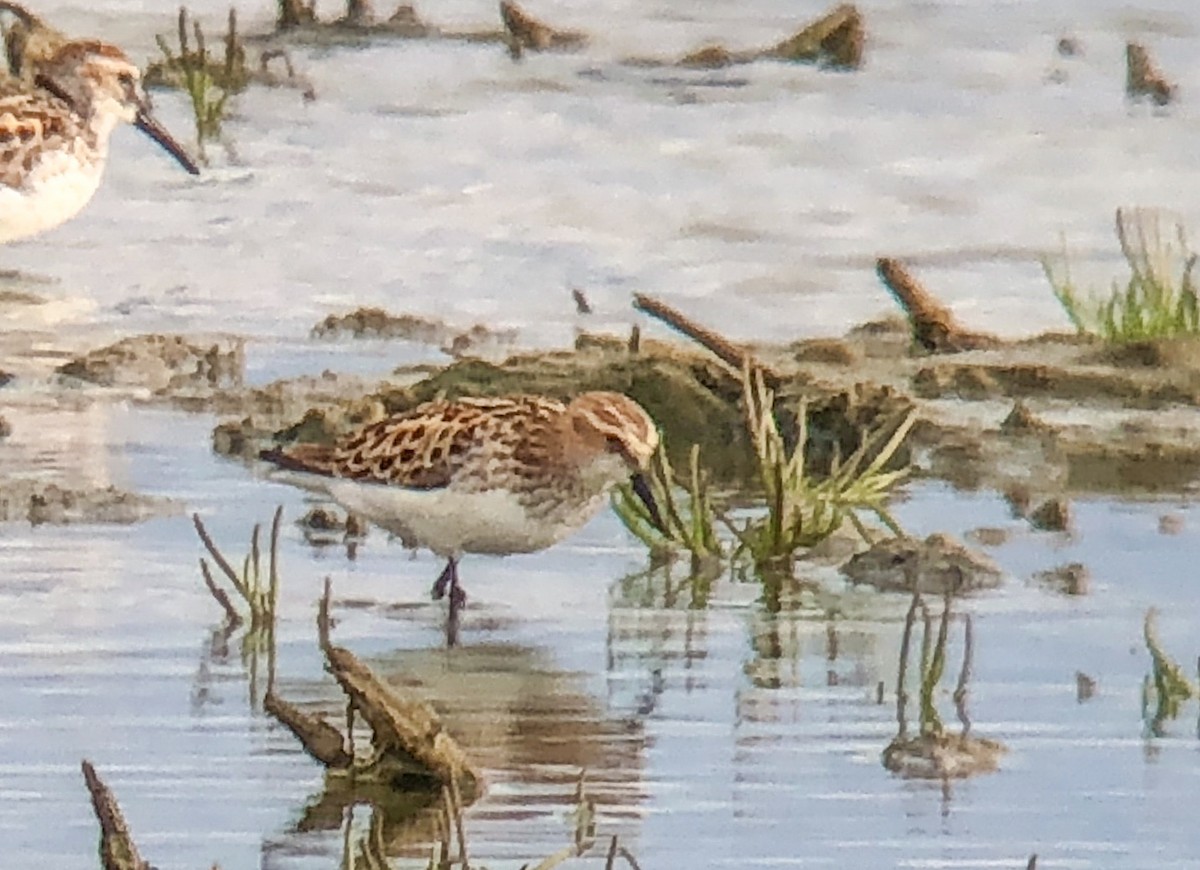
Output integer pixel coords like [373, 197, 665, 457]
[0, 38, 198, 245]
[260, 392, 664, 637]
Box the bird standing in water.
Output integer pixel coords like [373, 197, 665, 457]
[261, 392, 665, 644]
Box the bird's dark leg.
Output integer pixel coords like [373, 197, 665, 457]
[431, 557, 458, 600]
[445, 589, 462, 648]
[431, 557, 467, 647]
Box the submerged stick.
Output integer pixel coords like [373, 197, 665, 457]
[325, 644, 478, 785]
[953, 612, 974, 737]
[264, 691, 353, 767]
[268, 579, 479, 792]
[193, 513, 250, 601]
[268, 506, 282, 618]
[895, 589, 920, 739]
[632, 292, 781, 387]
[80, 760, 151, 870]
[199, 558, 243, 628]
[499, 0, 587, 53]
[1126, 42, 1175, 106]
[766, 2, 864, 69]
[875, 258, 999, 353]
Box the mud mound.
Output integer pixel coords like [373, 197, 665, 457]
[219, 337, 912, 482]
[57, 334, 244, 394]
[842, 533, 1003, 594]
[310, 307, 516, 357]
[0, 480, 180, 525]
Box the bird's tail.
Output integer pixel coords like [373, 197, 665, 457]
[259, 442, 338, 477]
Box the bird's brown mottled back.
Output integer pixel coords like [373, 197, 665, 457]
[0, 38, 143, 190]
[0, 94, 85, 187]
[269, 395, 570, 492]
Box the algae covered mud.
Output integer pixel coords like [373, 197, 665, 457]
[4, 0, 1200, 867]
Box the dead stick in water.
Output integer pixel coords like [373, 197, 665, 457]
[632, 292, 781, 387]
[193, 513, 251, 601]
[80, 760, 151, 870]
[199, 559, 243, 628]
[875, 258, 999, 353]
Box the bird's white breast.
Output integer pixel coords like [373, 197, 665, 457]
[0, 150, 105, 243]
[323, 477, 597, 557]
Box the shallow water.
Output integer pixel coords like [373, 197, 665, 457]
[4, 1, 1200, 867]
[7, 0, 1200, 349]
[2, 403, 1200, 868]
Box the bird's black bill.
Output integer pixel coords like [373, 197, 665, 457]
[630, 472, 666, 534]
[135, 108, 200, 176]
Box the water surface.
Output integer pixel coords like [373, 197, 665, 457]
[3, 1, 1200, 867]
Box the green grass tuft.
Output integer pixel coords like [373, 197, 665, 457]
[612, 440, 724, 574]
[1141, 607, 1198, 737]
[1045, 207, 1200, 343]
[615, 362, 914, 593]
[153, 7, 246, 160]
[728, 364, 911, 579]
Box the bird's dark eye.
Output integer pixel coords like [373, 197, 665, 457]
[605, 434, 624, 452]
[117, 72, 135, 91]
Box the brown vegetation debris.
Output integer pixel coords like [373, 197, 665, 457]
[999, 400, 1052, 436]
[766, 2, 864, 70]
[277, 0, 317, 29]
[633, 291, 783, 386]
[876, 258, 1001, 353]
[1090, 336, 1200, 370]
[310, 306, 517, 357]
[296, 507, 368, 548]
[1075, 671, 1097, 702]
[80, 760, 152, 870]
[1032, 562, 1089, 595]
[266, 582, 479, 794]
[1029, 496, 1071, 532]
[842, 533, 1003, 594]
[965, 526, 1010, 547]
[679, 3, 864, 70]
[912, 358, 1200, 407]
[678, 45, 737, 69]
[1158, 512, 1184, 535]
[298, 506, 344, 531]
[1056, 36, 1081, 58]
[790, 337, 862, 366]
[1064, 440, 1200, 493]
[882, 731, 1006, 779]
[499, 0, 587, 56]
[1126, 42, 1175, 106]
[271, 0, 445, 41]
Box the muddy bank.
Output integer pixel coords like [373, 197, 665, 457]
[197, 306, 1200, 501]
[56, 334, 244, 394]
[210, 332, 911, 486]
[12, 290, 1200, 511]
[310, 307, 517, 358]
[0, 479, 179, 525]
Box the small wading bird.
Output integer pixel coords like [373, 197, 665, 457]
[0, 37, 199, 245]
[260, 392, 665, 643]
